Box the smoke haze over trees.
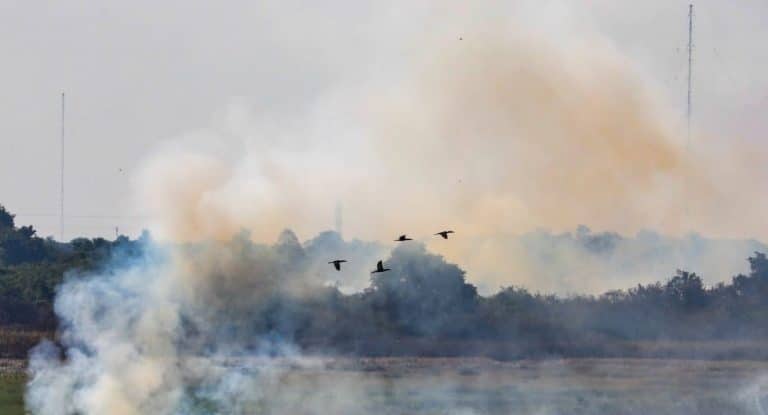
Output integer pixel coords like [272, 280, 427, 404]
[4, 198, 764, 414]
[3, 204, 768, 361]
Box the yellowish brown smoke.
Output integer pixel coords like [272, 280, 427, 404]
[135, 23, 760, 292]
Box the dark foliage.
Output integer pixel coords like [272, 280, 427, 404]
[0, 204, 147, 328]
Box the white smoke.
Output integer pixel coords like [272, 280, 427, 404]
[26, 248, 184, 414]
[740, 375, 768, 415]
[24, 235, 331, 414]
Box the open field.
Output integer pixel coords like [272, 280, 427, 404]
[10, 357, 768, 414]
[0, 375, 25, 415]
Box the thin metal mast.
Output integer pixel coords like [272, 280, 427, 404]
[686, 4, 694, 146]
[60, 92, 65, 241]
[682, 5, 695, 233]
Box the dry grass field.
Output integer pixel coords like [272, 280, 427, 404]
[270, 357, 768, 414]
[8, 357, 768, 414]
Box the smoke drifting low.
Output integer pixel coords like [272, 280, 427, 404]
[25, 235, 328, 414]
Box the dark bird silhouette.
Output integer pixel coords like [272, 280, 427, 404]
[394, 235, 413, 242]
[328, 259, 347, 271]
[435, 230, 455, 239]
[371, 260, 390, 274]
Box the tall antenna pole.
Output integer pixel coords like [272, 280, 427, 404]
[686, 4, 694, 146]
[60, 92, 65, 241]
[683, 5, 695, 233]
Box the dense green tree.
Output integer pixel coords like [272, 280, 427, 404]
[665, 270, 708, 309]
[0, 205, 14, 229]
[367, 243, 478, 337]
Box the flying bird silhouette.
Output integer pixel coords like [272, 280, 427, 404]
[435, 230, 455, 239]
[371, 260, 390, 274]
[394, 235, 413, 242]
[328, 260, 347, 271]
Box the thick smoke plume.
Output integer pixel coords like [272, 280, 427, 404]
[130, 14, 761, 292]
[138, 24, 702, 242]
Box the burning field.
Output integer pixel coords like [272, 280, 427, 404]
[4, 1, 768, 414]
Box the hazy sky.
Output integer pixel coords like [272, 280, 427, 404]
[1, 0, 767, 240]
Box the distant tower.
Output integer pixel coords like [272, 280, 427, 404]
[334, 202, 343, 238]
[686, 4, 694, 147]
